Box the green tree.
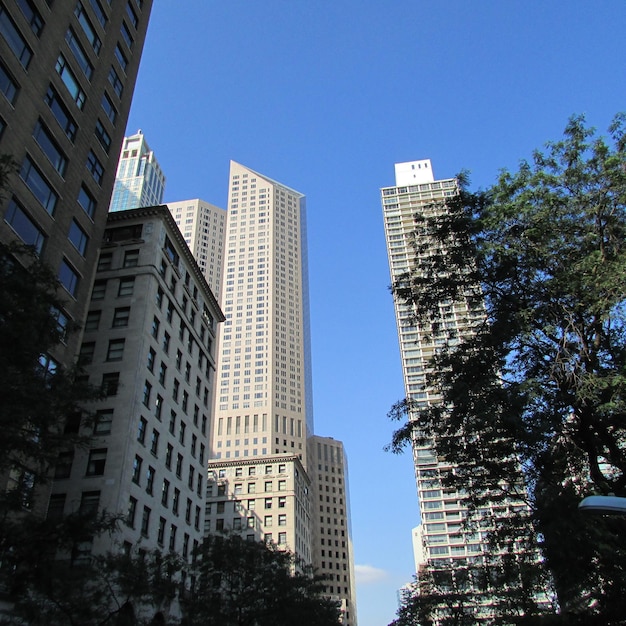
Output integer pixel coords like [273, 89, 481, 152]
[182, 534, 341, 626]
[388, 114, 626, 623]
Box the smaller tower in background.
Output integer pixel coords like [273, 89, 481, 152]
[109, 130, 165, 212]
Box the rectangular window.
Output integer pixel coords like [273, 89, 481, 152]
[74, 2, 101, 53]
[106, 338, 125, 361]
[118, 277, 134, 296]
[173, 488, 180, 514]
[108, 66, 123, 98]
[78, 341, 95, 365]
[0, 62, 19, 104]
[20, 157, 58, 215]
[143, 381, 152, 407]
[86, 448, 107, 475]
[17, 0, 44, 37]
[55, 54, 86, 109]
[0, 9, 33, 68]
[114, 44, 128, 72]
[94, 409, 113, 435]
[157, 517, 165, 545]
[85, 310, 100, 331]
[45, 86, 77, 141]
[146, 466, 155, 494]
[120, 21, 133, 49]
[127, 496, 137, 527]
[112, 306, 130, 328]
[137, 416, 147, 443]
[33, 121, 67, 176]
[95, 119, 111, 153]
[91, 279, 106, 299]
[54, 451, 73, 479]
[65, 28, 93, 79]
[132, 455, 142, 484]
[101, 372, 119, 396]
[101, 92, 117, 123]
[86, 150, 104, 184]
[4, 198, 45, 254]
[126, 2, 138, 28]
[150, 429, 159, 455]
[59, 259, 79, 297]
[88, 0, 108, 27]
[141, 505, 150, 537]
[78, 184, 96, 218]
[161, 478, 169, 506]
[68, 219, 88, 255]
[123, 249, 139, 267]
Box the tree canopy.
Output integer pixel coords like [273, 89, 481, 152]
[388, 114, 626, 623]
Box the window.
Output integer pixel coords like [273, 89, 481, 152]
[173, 488, 180, 514]
[74, 2, 101, 53]
[150, 429, 159, 455]
[169, 524, 177, 550]
[59, 259, 79, 297]
[278, 514, 287, 526]
[265, 498, 272, 509]
[97, 253, 112, 271]
[165, 443, 173, 469]
[157, 517, 166, 545]
[162, 332, 170, 353]
[4, 198, 45, 254]
[132, 455, 142, 484]
[248, 483, 256, 494]
[151, 316, 160, 338]
[127, 496, 137, 527]
[78, 184, 96, 218]
[87, 150, 104, 184]
[55, 54, 86, 109]
[114, 44, 128, 72]
[142, 381, 152, 407]
[106, 338, 125, 361]
[94, 409, 113, 435]
[88, 0, 108, 27]
[101, 372, 119, 396]
[176, 454, 183, 478]
[179, 421, 186, 445]
[185, 498, 192, 524]
[155, 394, 163, 420]
[78, 341, 95, 365]
[54, 451, 73, 479]
[108, 66, 123, 98]
[161, 478, 170, 506]
[0, 62, 18, 104]
[112, 307, 130, 328]
[141, 506, 151, 536]
[47, 494, 66, 521]
[101, 92, 117, 123]
[33, 121, 67, 176]
[137, 416, 147, 443]
[118, 277, 134, 296]
[278, 480, 286, 491]
[0, 8, 33, 68]
[146, 466, 155, 494]
[126, 2, 138, 28]
[158, 362, 167, 385]
[44, 86, 77, 141]
[95, 119, 111, 153]
[120, 21, 133, 49]
[17, 0, 44, 37]
[124, 249, 139, 267]
[278, 532, 287, 545]
[20, 157, 58, 215]
[65, 28, 93, 79]
[68, 220, 88, 255]
[147, 347, 156, 372]
[86, 448, 107, 475]
[278, 497, 286, 508]
[80, 491, 100, 516]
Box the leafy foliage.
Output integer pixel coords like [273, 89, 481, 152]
[388, 114, 626, 622]
[182, 534, 341, 626]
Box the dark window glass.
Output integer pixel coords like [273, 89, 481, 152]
[95, 119, 111, 153]
[0, 62, 18, 104]
[0, 9, 32, 68]
[20, 157, 58, 215]
[4, 198, 45, 254]
[101, 92, 117, 123]
[59, 259, 79, 297]
[55, 54, 86, 109]
[17, 0, 44, 37]
[44, 86, 77, 141]
[88, 0, 108, 27]
[78, 184, 96, 218]
[120, 21, 133, 49]
[65, 28, 93, 79]
[74, 3, 101, 53]
[33, 121, 67, 176]
[87, 150, 104, 184]
[108, 66, 123, 98]
[68, 219, 88, 255]
[114, 44, 128, 72]
[126, 2, 138, 28]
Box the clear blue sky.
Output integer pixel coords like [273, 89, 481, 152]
[126, 2, 625, 624]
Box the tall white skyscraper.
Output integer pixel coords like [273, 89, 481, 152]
[167, 199, 226, 298]
[109, 130, 165, 212]
[202, 161, 357, 625]
[381, 161, 533, 619]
